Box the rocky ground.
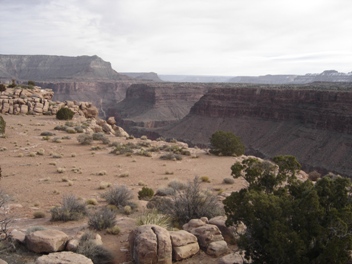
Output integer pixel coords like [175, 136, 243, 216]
[0, 114, 247, 263]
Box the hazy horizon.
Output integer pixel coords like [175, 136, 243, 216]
[1, 0, 351, 76]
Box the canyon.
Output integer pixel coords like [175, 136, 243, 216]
[1, 54, 352, 176]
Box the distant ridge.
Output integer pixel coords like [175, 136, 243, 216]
[160, 70, 352, 84]
[0, 54, 130, 81]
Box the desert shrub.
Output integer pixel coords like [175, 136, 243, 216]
[86, 198, 98, 205]
[50, 195, 87, 221]
[223, 177, 235, 184]
[77, 233, 115, 264]
[140, 135, 148, 140]
[138, 141, 151, 147]
[0, 116, 5, 136]
[106, 225, 120, 235]
[88, 207, 117, 231]
[0, 189, 11, 240]
[168, 180, 187, 191]
[36, 148, 45, 155]
[33, 211, 46, 219]
[123, 205, 132, 215]
[77, 134, 93, 145]
[92, 132, 105, 141]
[156, 177, 224, 225]
[0, 84, 6, 92]
[26, 226, 46, 235]
[65, 127, 76, 134]
[54, 125, 67, 131]
[40, 131, 55, 136]
[200, 176, 210, 183]
[308, 170, 321, 181]
[65, 121, 75, 127]
[52, 137, 62, 143]
[99, 181, 111, 189]
[156, 137, 165, 141]
[138, 187, 154, 200]
[136, 149, 152, 157]
[160, 153, 182, 161]
[56, 107, 75, 120]
[156, 187, 176, 196]
[101, 185, 133, 208]
[101, 137, 110, 145]
[110, 143, 135, 156]
[74, 126, 84, 133]
[210, 130, 245, 156]
[136, 209, 172, 229]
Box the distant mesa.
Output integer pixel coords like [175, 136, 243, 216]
[121, 72, 162, 82]
[0, 54, 132, 82]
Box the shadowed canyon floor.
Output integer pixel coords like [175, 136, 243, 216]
[0, 114, 246, 263]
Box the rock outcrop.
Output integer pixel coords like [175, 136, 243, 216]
[0, 87, 98, 118]
[35, 252, 93, 264]
[112, 83, 211, 136]
[161, 83, 352, 176]
[0, 55, 129, 81]
[25, 229, 69, 253]
[129, 225, 172, 264]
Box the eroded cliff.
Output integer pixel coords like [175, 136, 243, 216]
[0, 54, 130, 81]
[161, 83, 352, 176]
[112, 83, 212, 131]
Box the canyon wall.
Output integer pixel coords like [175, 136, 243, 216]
[112, 83, 212, 132]
[161, 83, 352, 176]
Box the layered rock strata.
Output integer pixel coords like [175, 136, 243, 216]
[162, 83, 352, 176]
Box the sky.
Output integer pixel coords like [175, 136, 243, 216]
[0, 0, 351, 76]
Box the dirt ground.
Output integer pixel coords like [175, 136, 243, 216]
[0, 114, 247, 263]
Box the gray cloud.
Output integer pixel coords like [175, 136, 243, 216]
[0, 0, 351, 75]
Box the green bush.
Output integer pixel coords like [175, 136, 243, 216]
[8, 79, 16, 88]
[0, 115, 6, 135]
[28, 80, 35, 86]
[50, 195, 87, 221]
[56, 107, 75, 120]
[138, 187, 154, 200]
[88, 207, 117, 231]
[209, 130, 245, 156]
[0, 84, 6, 92]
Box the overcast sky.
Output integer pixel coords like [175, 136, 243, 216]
[0, 0, 351, 76]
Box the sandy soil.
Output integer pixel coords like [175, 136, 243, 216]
[0, 114, 247, 263]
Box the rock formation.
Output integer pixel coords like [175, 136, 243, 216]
[161, 83, 352, 176]
[0, 87, 98, 118]
[0, 55, 129, 81]
[112, 83, 212, 136]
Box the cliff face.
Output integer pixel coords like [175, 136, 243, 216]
[112, 83, 211, 131]
[0, 55, 130, 81]
[35, 81, 133, 119]
[161, 83, 352, 176]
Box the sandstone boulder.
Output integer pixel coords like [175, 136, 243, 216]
[25, 229, 69, 253]
[0, 258, 8, 264]
[66, 232, 102, 252]
[218, 252, 244, 264]
[206, 240, 228, 257]
[169, 230, 199, 261]
[129, 224, 172, 264]
[35, 251, 93, 264]
[10, 229, 26, 243]
[107, 116, 116, 126]
[209, 216, 237, 244]
[114, 126, 129, 137]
